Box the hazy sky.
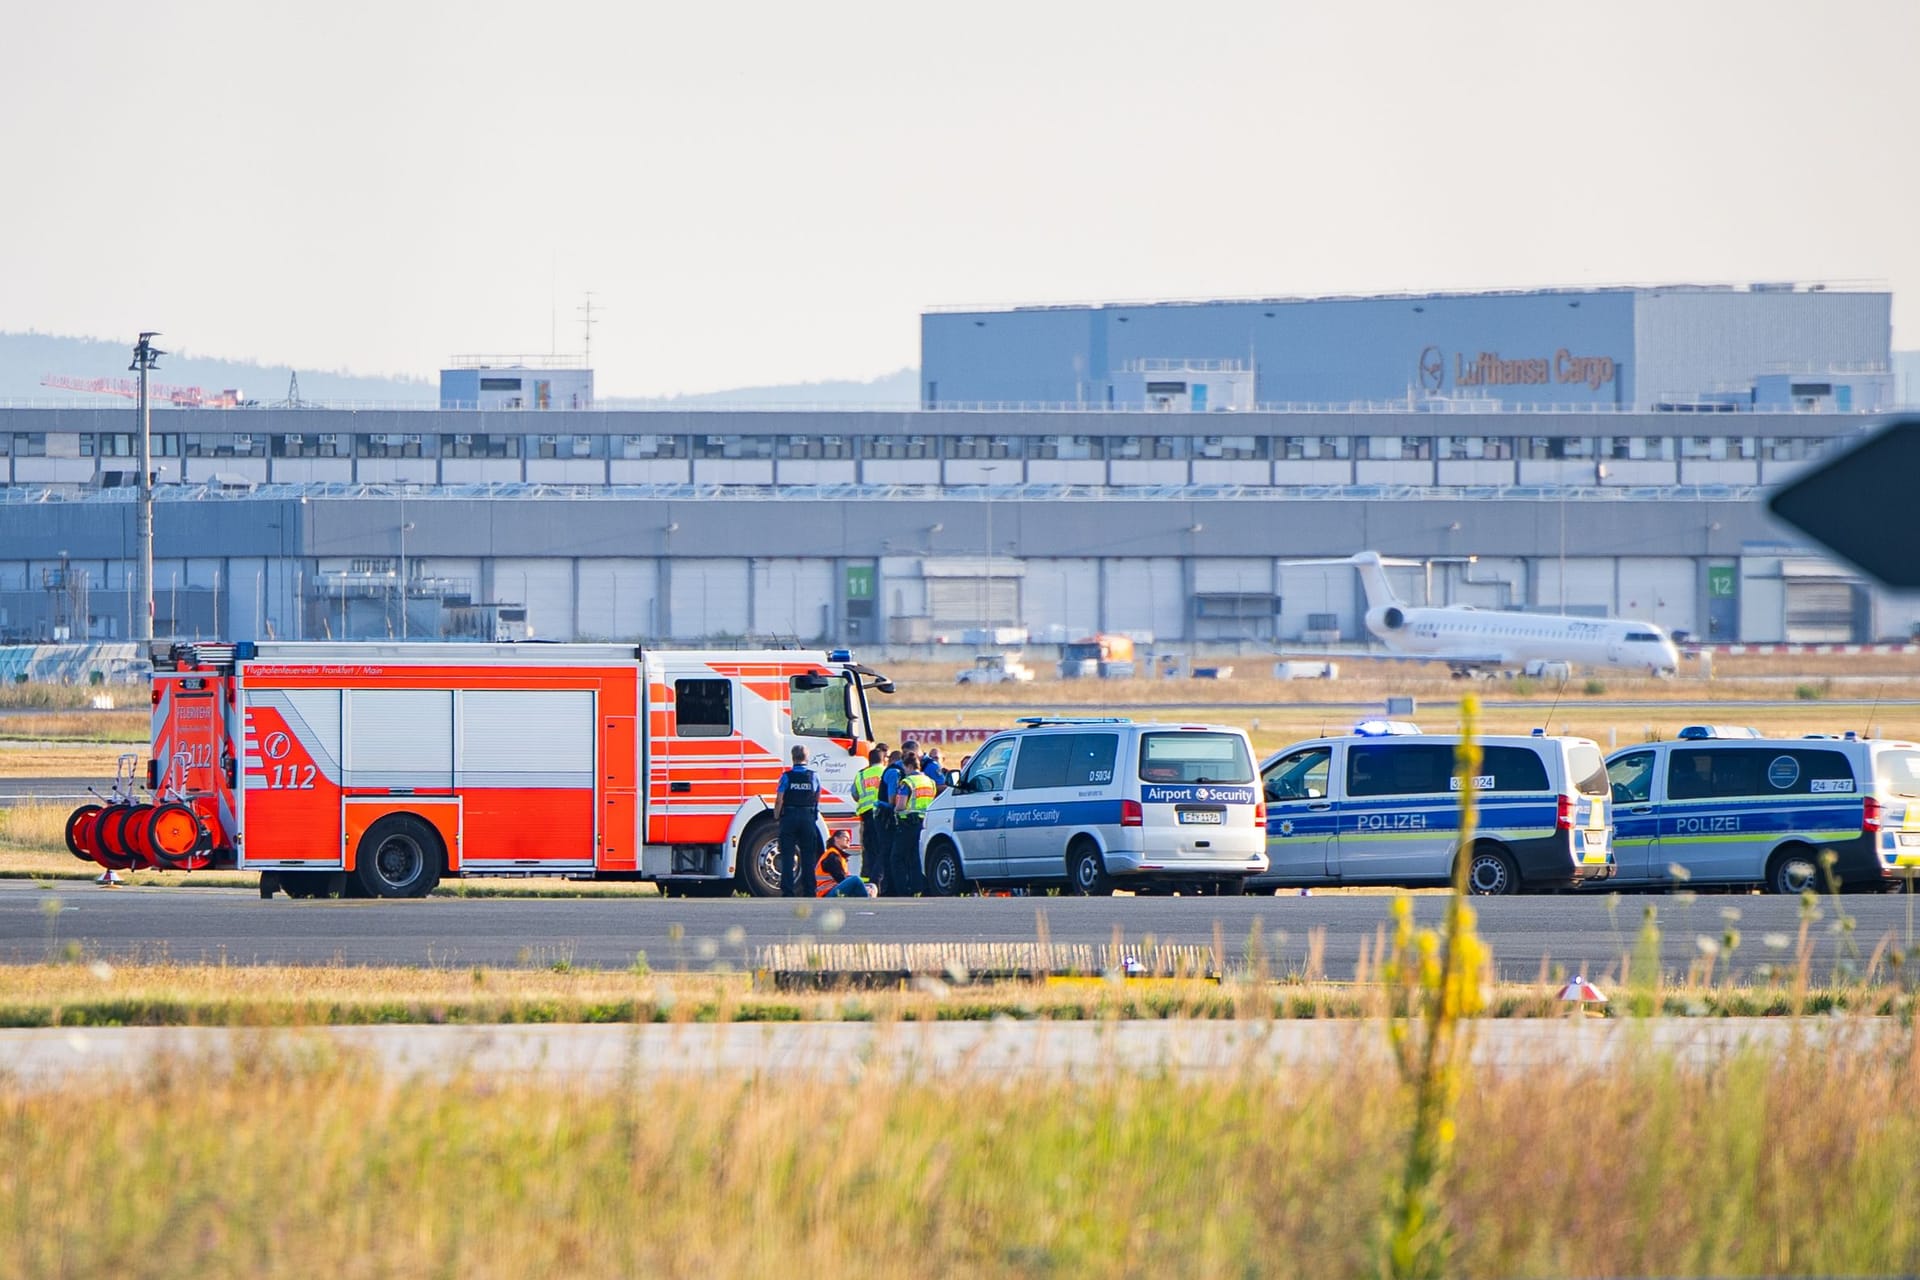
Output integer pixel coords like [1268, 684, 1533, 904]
[3, 0, 1913, 397]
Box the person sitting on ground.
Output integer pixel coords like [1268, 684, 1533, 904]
[815, 828, 871, 897]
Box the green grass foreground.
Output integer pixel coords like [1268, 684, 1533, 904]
[2, 1036, 1917, 1278]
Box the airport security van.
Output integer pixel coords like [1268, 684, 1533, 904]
[1603, 729, 1920, 893]
[1252, 723, 1614, 895]
[918, 718, 1268, 895]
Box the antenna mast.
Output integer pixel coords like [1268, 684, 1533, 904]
[578, 292, 599, 371]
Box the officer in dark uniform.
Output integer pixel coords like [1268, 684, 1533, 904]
[773, 744, 823, 898]
[872, 747, 904, 895]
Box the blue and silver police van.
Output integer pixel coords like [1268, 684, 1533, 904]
[1251, 722, 1614, 895]
[919, 718, 1268, 895]
[1603, 728, 1920, 893]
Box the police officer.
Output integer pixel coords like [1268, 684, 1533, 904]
[854, 746, 887, 886]
[773, 745, 823, 898]
[873, 747, 905, 895]
[890, 750, 937, 896]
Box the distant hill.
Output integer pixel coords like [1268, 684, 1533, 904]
[0, 331, 919, 410]
[0, 330, 435, 405]
[601, 367, 919, 409]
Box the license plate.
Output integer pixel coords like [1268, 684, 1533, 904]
[1178, 809, 1225, 825]
[1901, 833, 1920, 847]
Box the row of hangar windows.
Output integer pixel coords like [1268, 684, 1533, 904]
[0, 432, 1850, 463]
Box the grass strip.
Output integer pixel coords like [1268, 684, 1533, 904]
[3, 1033, 1919, 1277]
[0, 962, 1906, 1028]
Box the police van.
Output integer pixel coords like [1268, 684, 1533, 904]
[918, 718, 1268, 895]
[1251, 722, 1614, 895]
[1603, 729, 1920, 893]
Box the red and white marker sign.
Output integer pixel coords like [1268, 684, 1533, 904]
[1557, 976, 1607, 1003]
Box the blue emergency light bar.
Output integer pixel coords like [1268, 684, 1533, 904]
[1352, 720, 1421, 737]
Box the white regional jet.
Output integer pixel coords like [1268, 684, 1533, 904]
[1287, 552, 1681, 677]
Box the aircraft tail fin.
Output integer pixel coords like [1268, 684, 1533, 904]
[1282, 551, 1416, 611]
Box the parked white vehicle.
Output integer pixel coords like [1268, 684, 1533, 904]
[956, 653, 1036, 685]
[920, 717, 1268, 895]
[1604, 730, 1920, 893]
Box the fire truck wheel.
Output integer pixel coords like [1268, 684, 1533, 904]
[738, 818, 784, 898]
[353, 815, 444, 899]
[64, 804, 103, 862]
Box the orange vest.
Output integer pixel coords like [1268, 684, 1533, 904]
[816, 849, 847, 896]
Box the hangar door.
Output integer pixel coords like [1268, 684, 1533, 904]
[669, 560, 751, 640]
[1784, 580, 1862, 643]
[577, 559, 659, 641]
[752, 559, 835, 641]
[923, 558, 1021, 632]
[1021, 559, 1100, 639]
[1102, 559, 1183, 640]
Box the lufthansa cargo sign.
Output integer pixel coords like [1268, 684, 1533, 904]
[1422, 346, 1618, 392]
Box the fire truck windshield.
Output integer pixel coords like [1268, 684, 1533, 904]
[790, 673, 855, 740]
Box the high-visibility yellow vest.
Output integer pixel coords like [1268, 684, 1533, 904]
[904, 771, 936, 815]
[854, 763, 886, 815]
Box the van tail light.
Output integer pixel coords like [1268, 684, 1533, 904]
[1863, 796, 1883, 833]
[1254, 798, 1267, 826]
[1556, 795, 1575, 832]
[1120, 800, 1143, 828]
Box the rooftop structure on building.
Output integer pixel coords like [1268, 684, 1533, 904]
[439, 355, 594, 411]
[921, 281, 1893, 414]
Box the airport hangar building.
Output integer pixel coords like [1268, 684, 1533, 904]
[0, 283, 1907, 652]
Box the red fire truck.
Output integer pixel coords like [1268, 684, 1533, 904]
[63, 641, 893, 899]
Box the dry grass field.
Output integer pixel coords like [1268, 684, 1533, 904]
[0, 709, 148, 742]
[1, 1031, 1917, 1278]
[0, 743, 137, 778]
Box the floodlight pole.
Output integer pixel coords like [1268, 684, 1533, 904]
[129, 332, 164, 643]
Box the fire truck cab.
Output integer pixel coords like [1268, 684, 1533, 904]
[144, 640, 891, 899]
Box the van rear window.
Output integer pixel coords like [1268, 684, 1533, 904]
[1138, 732, 1253, 785]
[1874, 749, 1920, 799]
[1566, 743, 1610, 797]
